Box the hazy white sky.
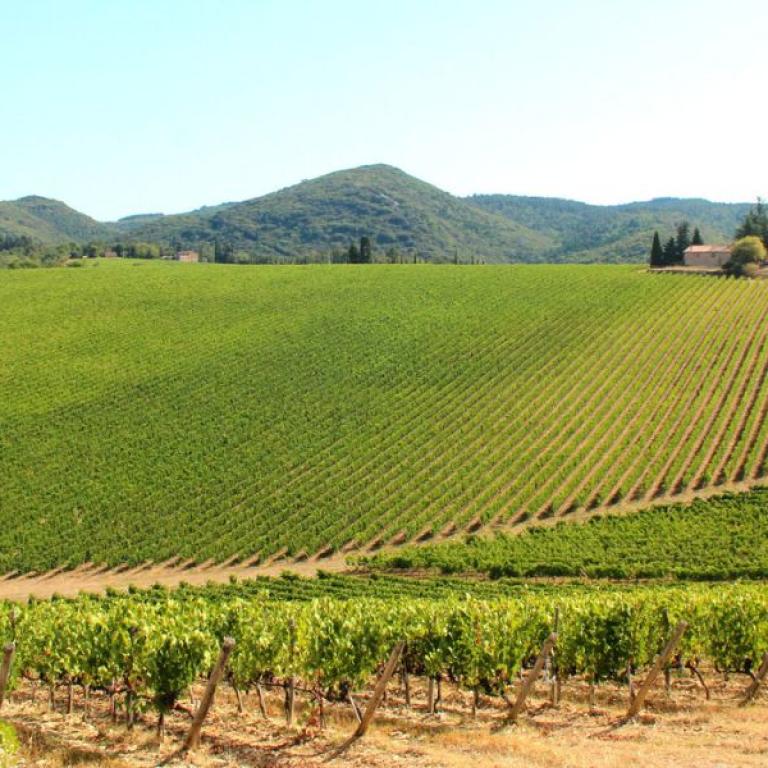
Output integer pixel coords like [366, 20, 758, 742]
[1, 0, 765, 220]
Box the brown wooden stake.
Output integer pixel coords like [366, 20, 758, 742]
[182, 636, 236, 752]
[549, 608, 560, 706]
[627, 621, 687, 719]
[109, 681, 117, 723]
[234, 684, 245, 715]
[506, 633, 557, 725]
[67, 680, 74, 715]
[285, 678, 295, 726]
[664, 667, 672, 698]
[626, 660, 635, 705]
[588, 680, 596, 710]
[348, 691, 362, 723]
[48, 683, 55, 712]
[427, 677, 435, 714]
[436, 677, 442, 712]
[402, 666, 411, 708]
[472, 687, 480, 718]
[0, 643, 15, 711]
[344, 640, 404, 743]
[741, 651, 768, 706]
[256, 683, 268, 718]
[285, 618, 296, 726]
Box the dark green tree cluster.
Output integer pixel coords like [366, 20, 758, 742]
[735, 198, 768, 249]
[348, 236, 373, 264]
[649, 221, 701, 266]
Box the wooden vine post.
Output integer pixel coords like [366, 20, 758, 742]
[506, 633, 557, 725]
[182, 636, 236, 752]
[0, 642, 16, 711]
[741, 651, 768, 706]
[549, 607, 560, 706]
[285, 618, 296, 726]
[343, 640, 404, 746]
[626, 621, 687, 719]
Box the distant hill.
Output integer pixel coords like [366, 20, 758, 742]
[0, 195, 111, 243]
[465, 195, 751, 263]
[118, 165, 552, 263]
[0, 166, 753, 263]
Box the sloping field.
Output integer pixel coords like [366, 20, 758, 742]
[3, 260, 768, 572]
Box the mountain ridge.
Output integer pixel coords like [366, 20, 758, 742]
[0, 164, 752, 263]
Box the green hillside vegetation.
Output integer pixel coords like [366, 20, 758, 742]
[120, 165, 551, 263]
[360, 488, 768, 580]
[467, 194, 749, 263]
[0, 166, 754, 265]
[4, 261, 768, 573]
[0, 195, 110, 243]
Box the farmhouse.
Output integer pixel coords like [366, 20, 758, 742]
[175, 250, 200, 263]
[683, 244, 731, 268]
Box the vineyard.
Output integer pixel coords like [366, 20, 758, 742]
[4, 260, 768, 572]
[1, 583, 768, 755]
[360, 487, 768, 579]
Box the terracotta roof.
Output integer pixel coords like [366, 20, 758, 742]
[684, 245, 731, 253]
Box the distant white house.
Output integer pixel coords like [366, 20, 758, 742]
[683, 244, 732, 268]
[174, 250, 200, 263]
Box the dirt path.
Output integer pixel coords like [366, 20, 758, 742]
[2, 477, 767, 603]
[0, 552, 353, 602]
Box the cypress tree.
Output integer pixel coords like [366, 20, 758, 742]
[347, 243, 359, 263]
[359, 236, 372, 264]
[662, 237, 677, 266]
[675, 222, 691, 262]
[650, 231, 664, 266]
[691, 227, 704, 245]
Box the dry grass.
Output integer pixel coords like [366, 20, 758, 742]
[5, 669, 768, 767]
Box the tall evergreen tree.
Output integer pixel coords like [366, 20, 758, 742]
[650, 231, 664, 266]
[736, 198, 768, 249]
[347, 242, 360, 263]
[359, 236, 372, 264]
[662, 237, 678, 266]
[691, 227, 704, 245]
[675, 222, 691, 262]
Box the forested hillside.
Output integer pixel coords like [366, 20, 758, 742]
[466, 195, 750, 263]
[0, 166, 752, 264]
[116, 165, 551, 263]
[0, 195, 111, 243]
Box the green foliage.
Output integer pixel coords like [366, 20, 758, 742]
[0, 196, 110, 243]
[7, 582, 768, 719]
[675, 222, 691, 261]
[0, 722, 18, 767]
[469, 195, 749, 263]
[649, 231, 663, 266]
[735, 198, 768, 249]
[4, 262, 768, 571]
[118, 165, 550, 264]
[727, 236, 767, 276]
[361, 489, 768, 580]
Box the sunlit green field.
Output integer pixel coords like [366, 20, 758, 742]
[2, 259, 768, 572]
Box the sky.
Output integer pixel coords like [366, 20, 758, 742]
[1, 0, 766, 220]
